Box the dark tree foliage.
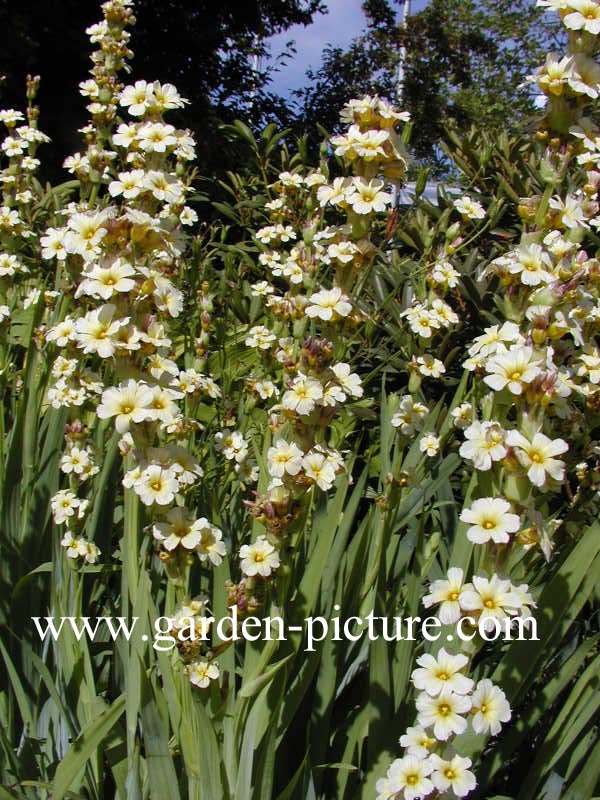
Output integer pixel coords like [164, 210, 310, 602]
[293, 0, 565, 171]
[0, 0, 324, 176]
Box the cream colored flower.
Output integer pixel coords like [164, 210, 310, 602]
[240, 536, 280, 577]
[305, 287, 352, 321]
[484, 346, 542, 395]
[282, 374, 323, 415]
[416, 686, 471, 740]
[267, 439, 304, 478]
[506, 430, 568, 486]
[470, 679, 511, 735]
[97, 380, 154, 433]
[460, 497, 520, 544]
[454, 195, 485, 219]
[188, 660, 219, 689]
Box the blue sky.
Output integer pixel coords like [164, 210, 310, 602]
[267, 0, 430, 96]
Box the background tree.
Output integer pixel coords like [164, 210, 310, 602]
[0, 0, 324, 175]
[293, 0, 565, 171]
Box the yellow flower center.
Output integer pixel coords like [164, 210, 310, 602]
[483, 520, 495, 530]
[510, 371, 522, 381]
[438, 703, 451, 716]
[406, 774, 418, 786]
[150, 480, 162, 491]
[444, 768, 456, 780]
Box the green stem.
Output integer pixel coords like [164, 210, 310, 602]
[122, 472, 141, 614]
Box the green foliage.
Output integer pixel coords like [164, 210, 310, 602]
[0, 3, 599, 800]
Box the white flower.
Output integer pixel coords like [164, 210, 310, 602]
[374, 776, 394, 800]
[430, 259, 460, 288]
[60, 446, 93, 477]
[267, 439, 304, 478]
[386, 754, 434, 800]
[430, 298, 459, 327]
[250, 280, 274, 297]
[180, 206, 198, 226]
[460, 497, 520, 544]
[302, 451, 337, 490]
[134, 465, 179, 506]
[422, 567, 469, 625]
[153, 81, 187, 111]
[429, 754, 477, 798]
[416, 686, 471, 740]
[282, 374, 323, 415]
[460, 574, 523, 631]
[454, 195, 485, 219]
[108, 169, 146, 199]
[146, 386, 180, 425]
[420, 433, 440, 457]
[402, 303, 441, 339]
[46, 317, 76, 347]
[195, 521, 227, 566]
[398, 726, 437, 759]
[65, 210, 110, 259]
[468, 322, 523, 358]
[505, 430, 568, 486]
[451, 402, 473, 429]
[215, 430, 248, 463]
[484, 346, 542, 395]
[51, 490, 84, 525]
[112, 122, 139, 149]
[23, 288, 41, 309]
[305, 287, 352, 321]
[153, 507, 206, 551]
[563, 0, 600, 35]
[416, 354, 446, 378]
[83, 541, 101, 564]
[391, 396, 429, 435]
[188, 660, 220, 689]
[79, 258, 137, 300]
[317, 176, 352, 207]
[252, 379, 278, 399]
[328, 241, 359, 264]
[61, 531, 88, 559]
[345, 178, 392, 214]
[578, 348, 600, 384]
[240, 535, 280, 577]
[97, 380, 154, 434]
[459, 421, 507, 471]
[331, 362, 363, 398]
[507, 242, 554, 286]
[470, 679, 511, 735]
[74, 304, 127, 359]
[120, 80, 154, 115]
[0, 253, 25, 276]
[411, 648, 474, 696]
[245, 325, 276, 350]
[330, 125, 390, 161]
[51, 357, 77, 380]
